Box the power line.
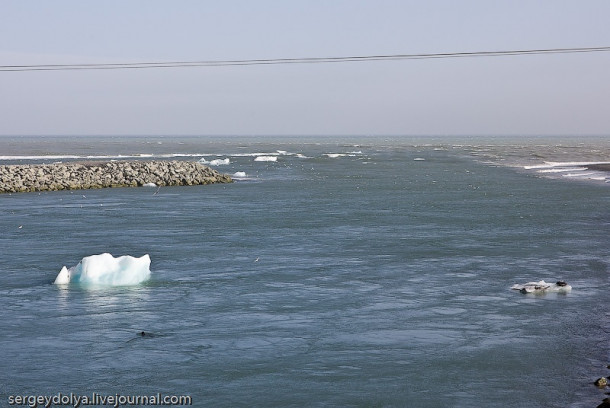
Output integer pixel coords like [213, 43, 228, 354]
[1, 46, 609, 72]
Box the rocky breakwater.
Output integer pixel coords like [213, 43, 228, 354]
[0, 160, 232, 193]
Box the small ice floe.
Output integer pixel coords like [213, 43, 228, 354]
[511, 280, 572, 294]
[232, 171, 247, 178]
[54, 253, 151, 286]
[199, 158, 230, 166]
[254, 156, 277, 162]
[143, 182, 157, 188]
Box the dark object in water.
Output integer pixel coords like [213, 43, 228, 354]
[511, 280, 572, 294]
[140, 331, 155, 338]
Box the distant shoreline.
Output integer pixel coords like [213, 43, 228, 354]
[0, 160, 232, 193]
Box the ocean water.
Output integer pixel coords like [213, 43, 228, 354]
[0, 135, 608, 408]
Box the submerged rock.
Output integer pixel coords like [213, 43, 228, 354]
[597, 398, 610, 408]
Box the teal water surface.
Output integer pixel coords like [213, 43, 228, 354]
[0, 136, 608, 407]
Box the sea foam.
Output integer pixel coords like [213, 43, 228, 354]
[54, 253, 151, 286]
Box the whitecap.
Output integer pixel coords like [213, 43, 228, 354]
[524, 161, 610, 170]
[563, 172, 596, 178]
[537, 167, 585, 173]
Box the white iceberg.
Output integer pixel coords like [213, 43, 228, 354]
[54, 253, 151, 286]
[511, 280, 572, 294]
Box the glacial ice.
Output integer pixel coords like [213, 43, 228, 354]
[54, 253, 151, 286]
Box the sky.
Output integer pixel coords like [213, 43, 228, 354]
[1, 0, 609, 136]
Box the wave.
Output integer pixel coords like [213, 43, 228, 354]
[523, 161, 610, 183]
[0, 153, 209, 161]
[523, 161, 610, 170]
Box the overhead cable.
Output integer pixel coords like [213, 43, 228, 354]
[1, 46, 609, 72]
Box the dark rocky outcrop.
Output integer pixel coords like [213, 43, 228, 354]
[0, 160, 232, 193]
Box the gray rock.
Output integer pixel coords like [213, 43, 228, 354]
[0, 160, 232, 193]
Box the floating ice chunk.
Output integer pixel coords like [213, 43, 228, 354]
[199, 157, 230, 166]
[254, 156, 277, 162]
[54, 253, 151, 286]
[511, 280, 572, 294]
[232, 171, 247, 178]
[142, 182, 157, 187]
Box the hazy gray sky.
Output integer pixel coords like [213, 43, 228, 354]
[1, 0, 609, 136]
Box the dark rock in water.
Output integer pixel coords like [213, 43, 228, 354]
[597, 398, 610, 408]
[0, 160, 232, 193]
[595, 377, 608, 387]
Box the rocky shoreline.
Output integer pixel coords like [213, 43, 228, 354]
[0, 160, 232, 193]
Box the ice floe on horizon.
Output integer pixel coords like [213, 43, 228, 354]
[199, 158, 230, 166]
[54, 253, 151, 286]
[254, 156, 278, 162]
